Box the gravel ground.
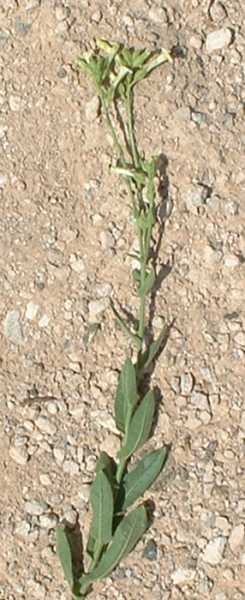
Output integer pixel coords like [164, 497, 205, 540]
[0, 1, 245, 599]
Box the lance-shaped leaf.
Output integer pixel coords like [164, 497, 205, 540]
[118, 390, 155, 461]
[79, 505, 148, 591]
[120, 447, 169, 511]
[87, 470, 114, 561]
[56, 525, 74, 590]
[114, 357, 138, 432]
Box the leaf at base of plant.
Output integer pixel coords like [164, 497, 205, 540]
[87, 470, 114, 561]
[56, 525, 74, 590]
[79, 505, 148, 590]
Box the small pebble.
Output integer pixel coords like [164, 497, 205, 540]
[202, 536, 226, 565]
[36, 416, 57, 436]
[0, 174, 8, 188]
[15, 521, 31, 538]
[223, 254, 240, 268]
[38, 314, 50, 328]
[143, 539, 158, 561]
[100, 230, 115, 250]
[3, 310, 24, 345]
[229, 524, 244, 553]
[172, 568, 196, 585]
[206, 28, 232, 53]
[39, 514, 58, 529]
[191, 111, 207, 125]
[25, 302, 39, 320]
[24, 500, 49, 516]
[39, 474, 52, 486]
[88, 298, 108, 321]
[180, 372, 194, 395]
[79, 484, 90, 502]
[85, 96, 100, 121]
[233, 332, 245, 347]
[9, 95, 22, 111]
[191, 391, 210, 411]
[63, 460, 80, 476]
[69, 255, 86, 274]
[9, 445, 29, 465]
[53, 448, 65, 464]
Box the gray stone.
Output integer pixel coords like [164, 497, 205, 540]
[88, 298, 108, 320]
[15, 521, 31, 538]
[63, 460, 80, 476]
[24, 500, 49, 516]
[206, 29, 232, 53]
[53, 448, 65, 464]
[38, 314, 50, 328]
[191, 391, 210, 411]
[3, 310, 24, 345]
[69, 254, 86, 274]
[191, 111, 207, 125]
[202, 536, 226, 565]
[100, 230, 115, 250]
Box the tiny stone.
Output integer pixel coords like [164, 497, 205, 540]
[24, 500, 49, 516]
[69, 255, 86, 273]
[206, 28, 232, 53]
[215, 516, 231, 535]
[184, 185, 209, 211]
[91, 9, 102, 23]
[79, 484, 90, 502]
[191, 391, 210, 411]
[85, 454, 97, 472]
[9, 445, 29, 465]
[100, 230, 115, 250]
[77, 447, 84, 464]
[47, 401, 58, 415]
[63, 460, 80, 476]
[175, 106, 191, 121]
[172, 568, 196, 586]
[38, 314, 50, 328]
[39, 514, 58, 529]
[223, 254, 240, 267]
[15, 521, 31, 538]
[189, 34, 202, 49]
[202, 536, 226, 565]
[180, 372, 194, 395]
[88, 298, 108, 320]
[0, 174, 8, 188]
[53, 448, 65, 464]
[234, 332, 245, 347]
[36, 416, 57, 436]
[191, 111, 207, 125]
[229, 524, 244, 553]
[96, 283, 112, 298]
[143, 539, 158, 561]
[59, 227, 78, 243]
[3, 310, 24, 345]
[25, 302, 39, 320]
[85, 96, 100, 121]
[39, 473, 52, 486]
[9, 94, 22, 111]
[55, 6, 68, 21]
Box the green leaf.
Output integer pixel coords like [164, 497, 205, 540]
[137, 323, 168, 377]
[131, 48, 172, 86]
[132, 268, 141, 283]
[139, 269, 155, 297]
[56, 525, 74, 590]
[118, 390, 155, 461]
[89, 470, 114, 550]
[120, 447, 169, 510]
[79, 505, 148, 589]
[110, 301, 141, 351]
[114, 358, 138, 432]
[96, 451, 117, 481]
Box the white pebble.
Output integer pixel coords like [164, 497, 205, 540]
[206, 28, 232, 53]
[79, 484, 90, 502]
[234, 331, 245, 347]
[38, 314, 50, 328]
[39, 473, 52, 486]
[63, 460, 80, 476]
[70, 255, 86, 273]
[36, 416, 57, 436]
[202, 536, 226, 565]
[15, 521, 31, 538]
[53, 447, 65, 464]
[191, 391, 210, 411]
[39, 514, 58, 529]
[85, 96, 100, 122]
[0, 174, 8, 188]
[229, 524, 244, 553]
[9, 445, 29, 465]
[9, 94, 22, 111]
[224, 253, 240, 267]
[100, 230, 115, 250]
[172, 568, 196, 585]
[24, 500, 49, 516]
[25, 302, 39, 320]
[88, 298, 108, 320]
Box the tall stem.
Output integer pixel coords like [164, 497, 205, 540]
[126, 86, 139, 168]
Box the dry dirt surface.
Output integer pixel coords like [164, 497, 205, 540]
[0, 1, 245, 599]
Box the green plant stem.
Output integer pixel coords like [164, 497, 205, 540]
[126, 86, 139, 168]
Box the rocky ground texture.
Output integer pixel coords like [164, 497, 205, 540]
[0, 1, 245, 599]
